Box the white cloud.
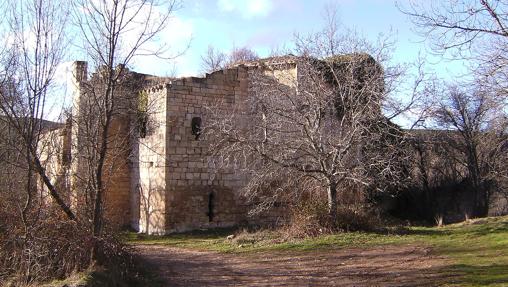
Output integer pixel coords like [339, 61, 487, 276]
[44, 61, 74, 121]
[130, 15, 194, 77]
[217, 0, 274, 19]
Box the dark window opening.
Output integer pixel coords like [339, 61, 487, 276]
[207, 192, 215, 222]
[191, 116, 202, 140]
[138, 114, 148, 138]
[138, 91, 149, 138]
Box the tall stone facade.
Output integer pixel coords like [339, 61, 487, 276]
[39, 57, 298, 234]
[133, 68, 252, 234]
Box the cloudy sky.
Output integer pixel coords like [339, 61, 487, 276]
[126, 0, 465, 78]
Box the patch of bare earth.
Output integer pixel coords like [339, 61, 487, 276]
[135, 244, 454, 286]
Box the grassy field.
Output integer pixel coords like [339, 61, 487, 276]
[126, 216, 508, 287]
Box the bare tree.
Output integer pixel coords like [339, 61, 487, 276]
[0, 0, 74, 224]
[201, 45, 227, 73]
[201, 45, 259, 74]
[71, 0, 179, 238]
[228, 46, 259, 64]
[0, 0, 92, 283]
[206, 44, 411, 223]
[399, 0, 508, 97]
[432, 85, 508, 216]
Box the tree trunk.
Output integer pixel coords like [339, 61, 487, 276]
[327, 182, 338, 223]
[33, 155, 76, 221]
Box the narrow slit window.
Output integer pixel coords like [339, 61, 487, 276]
[138, 91, 149, 138]
[207, 192, 215, 222]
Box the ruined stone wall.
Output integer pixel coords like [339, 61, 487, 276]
[65, 60, 299, 234]
[135, 85, 168, 234]
[38, 124, 71, 205]
[163, 68, 250, 232]
[69, 61, 136, 229]
[101, 117, 132, 228]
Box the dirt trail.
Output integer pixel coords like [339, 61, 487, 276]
[135, 244, 454, 286]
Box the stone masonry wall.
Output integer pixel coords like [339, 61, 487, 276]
[102, 117, 132, 228]
[70, 62, 136, 229]
[163, 67, 250, 232]
[66, 60, 298, 234]
[38, 124, 71, 206]
[135, 86, 168, 234]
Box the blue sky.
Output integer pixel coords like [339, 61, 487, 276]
[51, 0, 468, 123]
[126, 0, 467, 79]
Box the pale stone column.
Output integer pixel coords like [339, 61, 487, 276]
[69, 61, 87, 213]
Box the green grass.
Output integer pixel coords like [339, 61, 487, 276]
[416, 217, 508, 287]
[124, 227, 410, 253]
[126, 216, 508, 286]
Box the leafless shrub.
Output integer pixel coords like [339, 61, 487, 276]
[280, 189, 382, 239]
[231, 229, 276, 246]
[201, 45, 259, 73]
[0, 207, 138, 285]
[0, 215, 90, 284]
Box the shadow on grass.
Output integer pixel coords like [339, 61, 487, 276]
[403, 220, 508, 238]
[81, 257, 167, 287]
[128, 227, 238, 242]
[448, 263, 508, 286]
[403, 228, 452, 236]
[467, 221, 508, 236]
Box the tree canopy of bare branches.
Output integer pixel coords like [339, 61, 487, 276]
[0, 0, 74, 225]
[201, 45, 259, 73]
[206, 35, 412, 223]
[433, 86, 508, 216]
[400, 0, 508, 97]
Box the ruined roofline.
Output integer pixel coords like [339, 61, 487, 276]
[405, 128, 463, 145]
[231, 53, 379, 68]
[231, 54, 299, 67]
[141, 82, 172, 93]
[71, 60, 173, 86]
[0, 115, 65, 134]
[83, 55, 299, 94]
[75, 53, 379, 92]
[137, 53, 381, 93]
[140, 65, 248, 93]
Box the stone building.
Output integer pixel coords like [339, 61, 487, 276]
[38, 55, 508, 232]
[40, 56, 299, 234]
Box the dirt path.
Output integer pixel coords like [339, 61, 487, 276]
[134, 244, 453, 286]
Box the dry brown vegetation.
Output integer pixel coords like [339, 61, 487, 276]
[0, 0, 180, 285]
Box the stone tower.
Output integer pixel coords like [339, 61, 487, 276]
[69, 61, 133, 228]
